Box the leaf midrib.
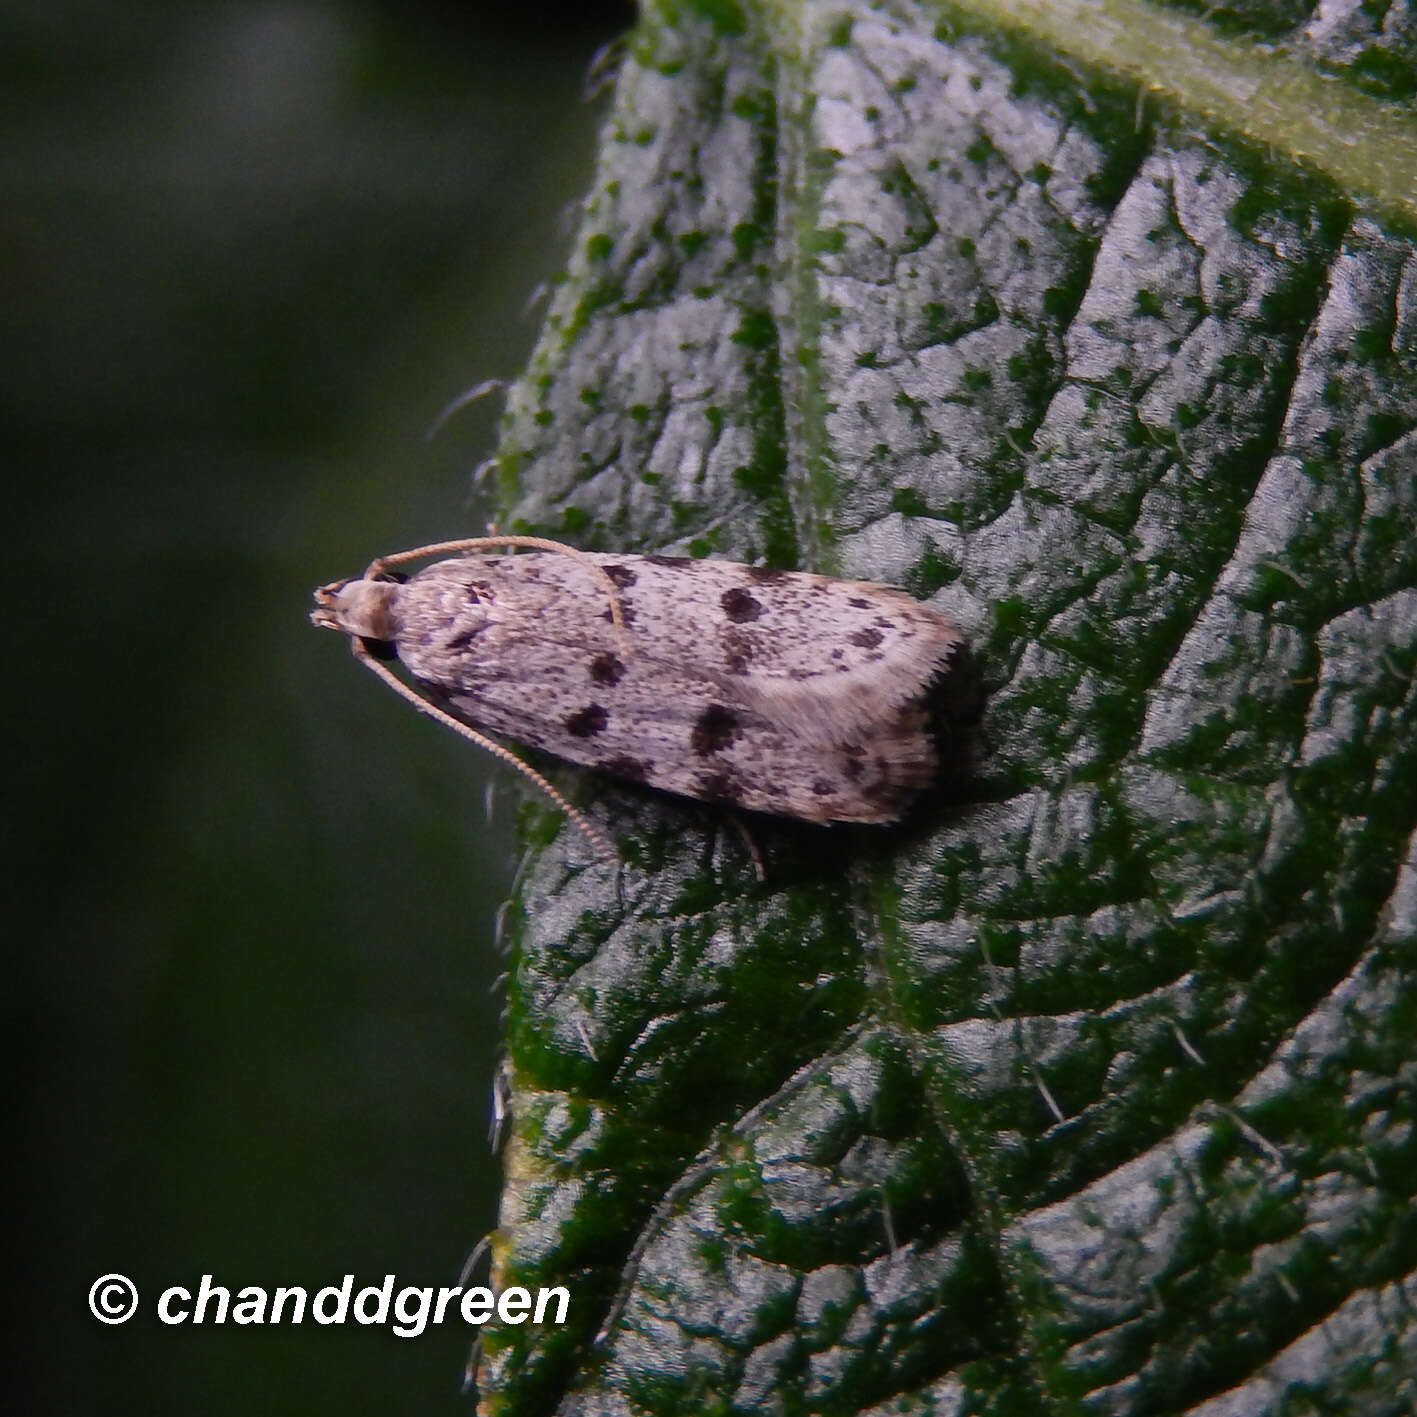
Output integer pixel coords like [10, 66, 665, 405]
[940, 0, 1417, 221]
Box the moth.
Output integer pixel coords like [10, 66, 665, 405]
[312, 536, 964, 858]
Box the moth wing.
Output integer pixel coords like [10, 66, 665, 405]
[392, 554, 949, 823]
[583, 556, 964, 745]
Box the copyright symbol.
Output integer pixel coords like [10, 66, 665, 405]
[89, 1273, 139, 1324]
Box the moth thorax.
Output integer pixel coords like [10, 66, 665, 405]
[317, 579, 402, 642]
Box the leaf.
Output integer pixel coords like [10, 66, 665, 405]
[475, 0, 1417, 1412]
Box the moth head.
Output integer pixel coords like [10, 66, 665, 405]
[310, 577, 402, 642]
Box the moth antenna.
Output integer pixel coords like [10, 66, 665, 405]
[424, 379, 505, 442]
[350, 638, 617, 862]
[365, 535, 629, 660]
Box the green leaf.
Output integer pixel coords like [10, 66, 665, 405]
[476, 0, 1417, 1411]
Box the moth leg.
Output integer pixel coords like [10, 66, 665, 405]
[363, 534, 630, 660]
[348, 637, 617, 863]
[725, 814, 766, 883]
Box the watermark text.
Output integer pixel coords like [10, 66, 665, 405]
[90, 1274, 569, 1338]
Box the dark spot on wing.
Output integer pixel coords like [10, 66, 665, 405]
[565, 704, 609, 738]
[862, 771, 906, 810]
[600, 755, 649, 782]
[721, 586, 763, 622]
[811, 778, 837, 796]
[843, 756, 863, 780]
[849, 597, 872, 609]
[722, 628, 753, 670]
[600, 600, 636, 626]
[467, 582, 494, 603]
[691, 703, 739, 755]
[850, 627, 884, 649]
[445, 628, 481, 652]
[602, 563, 637, 588]
[589, 652, 625, 685]
[695, 770, 740, 803]
[748, 565, 786, 584]
[723, 629, 754, 670]
[647, 554, 694, 568]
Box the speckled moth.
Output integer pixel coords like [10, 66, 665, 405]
[312, 537, 964, 858]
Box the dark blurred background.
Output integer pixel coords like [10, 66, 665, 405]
[4, 1, 636, 1411]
